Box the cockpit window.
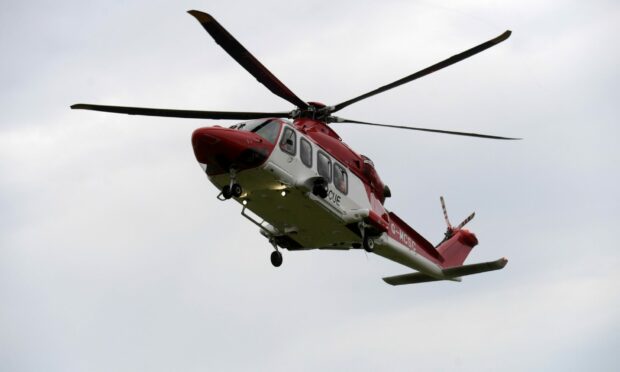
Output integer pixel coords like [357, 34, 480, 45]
[231, 119, 281, 144]
[253, 121, 281, 144]
[230, 119, 267, 132]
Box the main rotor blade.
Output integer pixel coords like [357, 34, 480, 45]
[71, 104, 290, 120]
[331, 30, 511, 113]
[188, 10, 308, 110]
[332, 117, 521, 140]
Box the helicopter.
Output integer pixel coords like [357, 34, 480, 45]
[72, 10, 517, 285]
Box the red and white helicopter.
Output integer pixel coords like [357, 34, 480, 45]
[72, 10, 518, 285]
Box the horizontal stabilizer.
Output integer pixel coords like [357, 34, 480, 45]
[382, 258, 508, 286]
[442, 257, 508, 278]
[382, 272, 447, 285]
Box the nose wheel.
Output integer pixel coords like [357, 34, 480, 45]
[222, 183, 243, 199]
[219, 169, 243, 200]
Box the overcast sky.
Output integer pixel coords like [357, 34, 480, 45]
[1, 1, 619, 371]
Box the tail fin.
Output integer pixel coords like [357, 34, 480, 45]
[437, 197, 478, 268]
[437, 229, 478, 267]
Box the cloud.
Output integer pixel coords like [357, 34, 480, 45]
[1, 1, 619, 371]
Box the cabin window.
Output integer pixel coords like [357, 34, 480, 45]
[279, 127, 296, 155]
[334, 163, 348, 194]
[317, 151, 331, 182]
[300, 138, 312, 167]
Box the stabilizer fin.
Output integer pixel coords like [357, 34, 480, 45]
[382, 258, 508, 286]
[382, 272, 451, 285]
[442, 257, 507, 278]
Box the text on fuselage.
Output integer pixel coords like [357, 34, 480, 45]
[326, 188, 341, 207]
[390, 222, 417, 251]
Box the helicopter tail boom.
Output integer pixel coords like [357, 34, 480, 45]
[384, 211, 478, 268]
[374, 200, 507, 285]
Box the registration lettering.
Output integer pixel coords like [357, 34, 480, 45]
[390, 222, 417, 251]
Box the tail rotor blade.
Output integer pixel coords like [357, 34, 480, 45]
[188, 10, 308, 110]
[456, 212, 476, 230]
[440, 196, 452, 229]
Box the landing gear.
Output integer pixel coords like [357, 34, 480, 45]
[220, 169, 243, 200]
[358, 221, 375, 253]
[363, 234, 375, 252]
[269, 237, 283, 267]
[270, 250, 283, 267]
[222, 182, 242, 199]
[222, 185, 232, 199]
[231, 183, 242, 197]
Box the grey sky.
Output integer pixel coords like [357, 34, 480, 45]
[1, 0, 619, 371]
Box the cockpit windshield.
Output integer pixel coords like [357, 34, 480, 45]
[230, 119, 282, 144]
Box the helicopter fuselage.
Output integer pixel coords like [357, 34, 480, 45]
[192, 117, 472, 278]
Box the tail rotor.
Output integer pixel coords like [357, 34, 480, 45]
[439, 196, 475, 241]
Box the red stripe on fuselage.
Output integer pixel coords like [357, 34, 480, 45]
[387, 212, 444, 264]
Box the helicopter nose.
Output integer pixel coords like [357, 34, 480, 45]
[191, 127, 273, 175]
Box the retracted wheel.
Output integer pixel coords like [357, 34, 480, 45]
[363, 234, 375, 252]
[270, 250, 283, 267]
[231, 183, 243, 198]
[222, 185, 233, 199]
